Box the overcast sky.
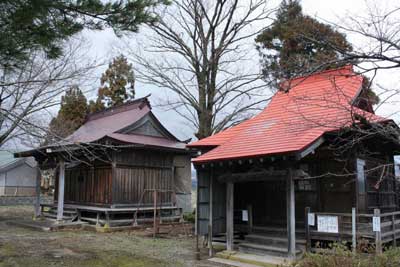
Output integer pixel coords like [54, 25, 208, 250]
[79, 0, 400, 142]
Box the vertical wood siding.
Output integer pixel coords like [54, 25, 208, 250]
[60, 167, 112, 205]
[112, 149, 175, 206]
[113, 167, 173, 205]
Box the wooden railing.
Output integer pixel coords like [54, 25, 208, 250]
[305, 207, 400, 254]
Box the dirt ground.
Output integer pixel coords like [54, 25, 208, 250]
[0, 206, 226, 267]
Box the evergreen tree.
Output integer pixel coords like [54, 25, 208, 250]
[255, 0, 352, 88]
[88, 98, 105, 114]
[48, 86, 88, 141]
[91, 55, 135, 110]
[0, 0, 168, 69]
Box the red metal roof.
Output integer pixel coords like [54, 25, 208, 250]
[188, 66, 387, 163]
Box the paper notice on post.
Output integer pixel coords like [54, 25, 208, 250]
[317, 215, 339, 233]
[373, 216, 381, 232]
[242, 210, 248, 221]
[308, 213, 315, 226]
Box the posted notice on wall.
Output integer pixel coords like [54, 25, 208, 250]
[373, 216, 381, 232]
[317, 215, 339, 233]
[242, 210, 248, 221]
[308, 213, 315, 226]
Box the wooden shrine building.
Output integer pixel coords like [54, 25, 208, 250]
[16, 96, 192, 227]
[188, 66, 400, 259]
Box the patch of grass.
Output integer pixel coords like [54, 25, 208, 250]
[82, 254, 170, 267]
[0, 243, 17, 257]
[293, 244, 400, 267]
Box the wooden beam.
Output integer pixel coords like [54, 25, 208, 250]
[226, 182, 234, 251]
[34, 168, 41, 219]
[297, 137, 324, 159]
[287, 168, 296, 259]
[56, 159, 65, 222]
[218, 169, 287, 183]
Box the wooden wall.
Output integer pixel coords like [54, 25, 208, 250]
[364, 157, 397, 213]
[113, 167, 173, 205]
[113, 149, 175, 206]
[56, 166, 112, 206]
[55, 149, 190, 208]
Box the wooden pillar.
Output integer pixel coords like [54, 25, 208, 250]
[305, 207, 311, 252]
[208, 174, 213, 257]
[374, 208, 382, 254]
[392, 214, 397, 247]
[111, 154, 116, 205]
[105, 211, 110, 228]
[153, 190, 158, 238]
[352, 207, 357, 253]
[286, 169, 296, 259]
[56, 159, 65, 222]
[247, 204, 253, 234]
[226, 182, 234, 251]
[34, 168, 41, 219]
[195, 170, 200, 260]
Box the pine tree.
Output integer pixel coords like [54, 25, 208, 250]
[255, 0, 352, 88]
[88, 99, 105, 114]
[48, 86, 88, 141]
[0, 0, 168, 69]
[91, 55, 135, 110]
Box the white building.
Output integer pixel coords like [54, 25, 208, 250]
[0, 151, 37, 196]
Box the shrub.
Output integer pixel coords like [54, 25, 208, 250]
[293, 244, 400, 267]
[183, 211, 195, 223]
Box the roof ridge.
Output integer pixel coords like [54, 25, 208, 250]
[86, 94, 151, 121]
[279, 65, 354, 91]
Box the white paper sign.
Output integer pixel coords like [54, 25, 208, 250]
[317, 215, 339, 233]
[373, 216, 381, 232]
[308, 213, 315, 226]
[242, 210, 248, 221]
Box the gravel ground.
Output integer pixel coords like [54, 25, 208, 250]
[0, 206, 226, 267]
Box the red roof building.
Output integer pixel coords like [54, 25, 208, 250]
[188, 65, 387, 163]
[190, 66, 399, 260]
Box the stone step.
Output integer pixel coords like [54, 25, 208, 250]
[239, 242, 302, 257]
[245, 234, 306, 248]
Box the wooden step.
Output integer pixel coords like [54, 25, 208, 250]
[43, 213, 75, 221]
[239, 242, 302, 257]
[47, 209, 77, 215]
[251, 226, 305, 237]
[245, 234, 306, 248]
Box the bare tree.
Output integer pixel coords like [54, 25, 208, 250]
[126, 0, 274, 139]
[0, 38, 99, 149]
[312, 4, 400, 152]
